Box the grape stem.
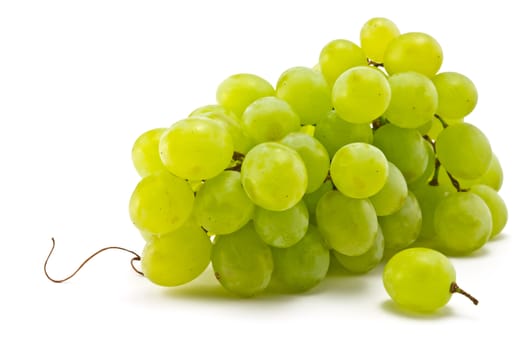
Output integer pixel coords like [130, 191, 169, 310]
[44, 238, 143, 283]
[225, 151, 245, 172]
[429, 158, 441, 186]
[450, 282, 479, 305]
[434, 114, 448, 128]
[367, 58, 384, 67]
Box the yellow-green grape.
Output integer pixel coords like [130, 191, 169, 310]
[330, 143, 389, 199]
[333, 225, 384, 274]
[470, 184, 507, 238]
[316, 190, 378, 256]
[408, 139, 436, 189]
[369, 162, 408, 216]
[373, 124, 429, 183]
[216, 73, 275, 117]
[379, 191, 422, 252]
[159, 117, 233, 180]
[193, 171, 254, 235]
[281, 132, 330, 193]
[129, 171, 194, 236]
[411, 183, 449, 241]
[303, 180, 333, 225]
[241, 96, 300, 144]
[212, 223, 273, 297]
[432, 72, 478, 120]
[253, 200, 309, 248]
[426, 116, 444, 140]
[300, 124, 315, 136]
[271, 225, 330, 292]
[383, 248, 478, 312]
[131, 128, 167, 177]
[384, 32, 443, 77]
[360, 17, 400, 63]
[314, 110, 373, 158]
[141, 219, 211, 287]
[241, 142, 307, 211]
[332, 66, 391, 124]
[319, 39, 367, 87]
[189, 104, 237, 119]
[276, 66, 332, 125]
[417, 119, 433, 136]
[384, 72, 438, 128]
[433, 192, 492, 255]
[435, 123, 492, 180]
[479, 154, 503, 191]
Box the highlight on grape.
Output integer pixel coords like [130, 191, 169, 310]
[46, 17, 508, 314]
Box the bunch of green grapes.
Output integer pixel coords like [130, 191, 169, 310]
[124, 17, 507, 314]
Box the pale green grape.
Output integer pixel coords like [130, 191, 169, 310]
[212, 223, 273, 297]
[436, 123, 492, 180]
[360, 17, 400, 63]
[141, 219, 211, 286]
[384, 32, 443, 77]
[332, 66, 391, 124]
[241, 96, 300, 144]
[373, 124, 429, 183]
[319, 39, 368, 87]
[432, 72, 478, 120]
[159, 117, 233, 180]
[253, 200, 309, 248]
[383, 248, 456, 312]
[370, 162, 408, 216]
[271, 225, 330, 292]
[330, 143, 389, 199]
[241, 142, 307, 211]
[384, 72, 438, 128]
[131, 128, 167, 177]
[194, 171, 254, 235]
[470, 184, 507, 238]
[303, 180, 333, 225]
[417, 119, 433, 136]
[276, 66, 332, 125]
[379, 191, 422, 251]
[426, 116, 444, 140]
[216, 73, 275, 117]
[333, 225, 384, 274]
[129, 171, 194, 235]
[314, 110, 373, 158]
[434, 192, 492, 255]
[189, 107, 253, 154]
[411, 183, 449, 241]
[281, 132, 330, 193]
[408, 139, 436, 188]
[480, 154, 503, 191]
[316, 190, 378, 256]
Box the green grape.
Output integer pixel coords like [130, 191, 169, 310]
[216, 73, 275, 117]
[384, 32, 443, 77]
[435, 123, 492, 180]
[384, 72, 438, 128]
[434, 192, 492, 255]
[193, 171, 254, 235]
[271, 225, 330, 292]
[129, 171, 194, 236]
[319, 39, 368, 87]
[383, 248, 478, 312]
[253, 200, 309, 248]
[131, 128, 167, 177]
[360, 17, 400, 63]
[478, 154, 503, 191]
[316, 190, 378, 256]
[470, 184, 507, 238]
[241, 96, 300, 144]
[373, 124, 429, 183]
[332, 66, 391, 124]
[330, 143, 389, 199]
[408, 139, 436, 188]
[432, 72, 478, 120]
[426, 116, 444, 140]
[417, 119, 433, 136]
[281, 132, 330, 193]
[189, 104, 237, 119]
[276, 66, 332, 125]
[370, 162, 408, 216]
[189, 107, 253, 154]
[411, 183, 449, 241]
[159, 117, 233, 180]
[303, 180, 333, 225]
[333, 225, 384, 274]
[314, 110, 373, 158]
[212, 223, 273, 297]
[379, 191, 422, 251]
[141, 219, 211, 287]
[241, 142, 307, 211]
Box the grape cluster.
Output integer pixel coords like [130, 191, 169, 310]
[129, 18, 507, 311]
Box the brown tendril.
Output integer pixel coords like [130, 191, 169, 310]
[450, 282, 479, 305]
[44, 237, 143, 283]
[367, 58, 384, 67]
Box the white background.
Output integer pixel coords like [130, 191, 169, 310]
[1, 1, 523, 349]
